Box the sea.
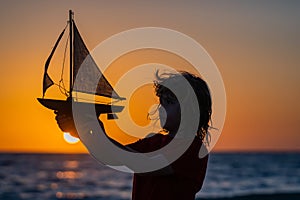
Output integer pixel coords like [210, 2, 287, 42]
[0, 153, 299, 200]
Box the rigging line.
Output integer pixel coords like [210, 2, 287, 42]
[54, 82, 68, 96]
[60, 34, 69, 80]
[58, 22, 70, 97]
[58, 80, 69, 96]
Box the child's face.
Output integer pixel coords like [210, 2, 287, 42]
[159, 97, 181, 134]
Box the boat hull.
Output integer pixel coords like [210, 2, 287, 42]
[37, 98, 124, 116]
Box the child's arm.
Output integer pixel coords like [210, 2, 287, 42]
[54, 111, 136, 152]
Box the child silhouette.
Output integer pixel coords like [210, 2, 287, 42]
[55, 71, 212, 200]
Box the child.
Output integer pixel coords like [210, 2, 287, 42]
[55, 71, 212, 200]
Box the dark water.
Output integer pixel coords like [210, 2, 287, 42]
[0, 153, 299, 200]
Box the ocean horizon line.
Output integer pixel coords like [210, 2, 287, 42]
[0, 150, 300, 155]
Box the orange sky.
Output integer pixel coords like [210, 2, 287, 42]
[0, 0, 299, 153]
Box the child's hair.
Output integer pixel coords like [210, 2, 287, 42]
[154, 71, 212, 141]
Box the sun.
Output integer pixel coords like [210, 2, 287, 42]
[63, 132, 80, 144]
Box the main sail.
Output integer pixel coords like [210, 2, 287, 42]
[72, 23, 123, 100]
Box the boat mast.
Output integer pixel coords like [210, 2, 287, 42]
[69, 10, 73, 99]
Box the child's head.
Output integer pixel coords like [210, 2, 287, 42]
[154, 71, 212, 140]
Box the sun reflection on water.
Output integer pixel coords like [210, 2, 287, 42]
[63, 160, 79, 169]
[56, 171, 82, 179]
[56, 191, 85, 199]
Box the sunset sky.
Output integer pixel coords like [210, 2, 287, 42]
[0, 0, 299, 153]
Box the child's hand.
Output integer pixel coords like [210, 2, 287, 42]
[54, 110, 79, 138]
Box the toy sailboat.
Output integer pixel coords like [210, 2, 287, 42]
[37, 10, 125, 118]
